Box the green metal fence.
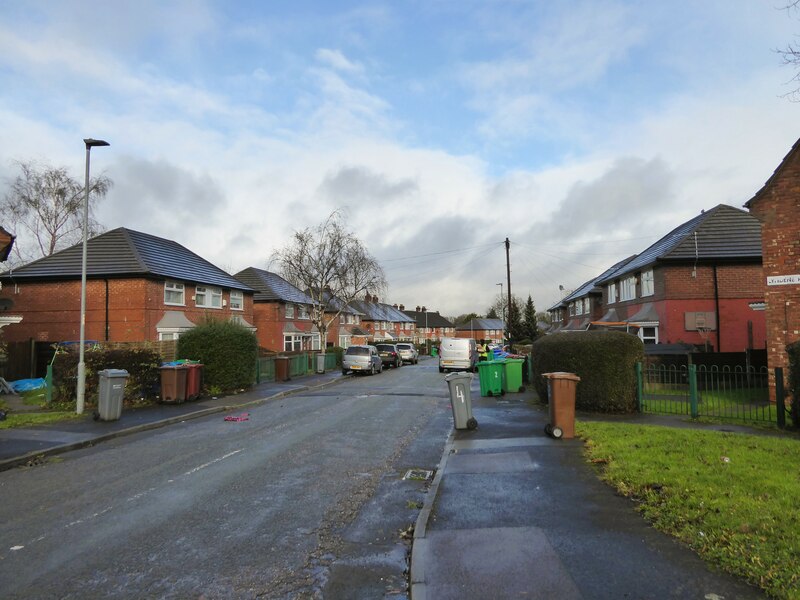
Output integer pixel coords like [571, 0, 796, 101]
[637, 362, 777, 423]
[255, 351, 340, 384]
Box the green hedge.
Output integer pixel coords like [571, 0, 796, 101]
[531, 331, 644, 413]
[177, 320, 257, 392]
[52, 346, 162, 407]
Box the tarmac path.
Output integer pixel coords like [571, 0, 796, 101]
[0, 362, 451, 599]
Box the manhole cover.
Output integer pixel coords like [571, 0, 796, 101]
[403, 469, 433, 481]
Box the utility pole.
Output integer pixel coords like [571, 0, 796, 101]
[505, 237, 512, 347]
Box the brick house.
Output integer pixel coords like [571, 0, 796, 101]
[0, 228, 255, 344]
[402, 306, 455, 342]
[745, 137, 800, 386]
[234, 267, 328, 352]
[548, 256, 636, 332]
[0, 225, 23, 332]
[591, 204, 765, 351]
[348, 294, 416, 342]
[455, 318, 505, 344]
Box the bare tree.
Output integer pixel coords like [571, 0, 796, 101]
[778, 0, 800, 100]
[2, 160, 111, 266]
[273, 211, 386, 352]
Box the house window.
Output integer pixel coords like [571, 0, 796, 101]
[638, 325, 658, 344]
[339, 334, 351, 347]
[584, 298, 591, 314]
[620, 276, 636, 301]
[569, 303, 575, 316]
[339, 314, 345, 324]
[607, 283, 617, 304]
[196, 286, 222, 308]
[298, 305, 310, 319]
[286, 304, 295, 318]
[641, 269, 654, 297]
[284, 335, 302, 351]
[164, 281, 184, 305]
[159, 332, 181, 341]
[230, 290, 244, 311]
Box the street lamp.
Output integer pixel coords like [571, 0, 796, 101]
[76, 138, 110, 415]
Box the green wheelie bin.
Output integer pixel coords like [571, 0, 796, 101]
[502, 358, 526, 393]
[476, 359, 505, 397]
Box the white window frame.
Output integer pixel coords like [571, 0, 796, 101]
[637, 323, 659, 344]
[196, 285, 222, 309]
[164, 281, 185, 306]
[230, 290, 244, 311]
[641, 269, 654, 297]
[607, 283, 617, 304]
[285, 303, 295, 319]
[298, 305, 310, 320]
[620, 276, 636, 301]
[284, 334, 302, 352]
[158, 331, 181, 341]
[338, 334, 351, 348]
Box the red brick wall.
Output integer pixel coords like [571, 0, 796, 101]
[0, 277, 254, 343]
[748, 144, 800, 380]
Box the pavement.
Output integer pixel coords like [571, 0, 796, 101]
[410, 387, 768, 599]
[0, 364, 772, 598]
[0, 369, 348, 471]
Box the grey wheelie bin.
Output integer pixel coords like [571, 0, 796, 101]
[445, 371, 478, 430]
[95, 368, 129, 421]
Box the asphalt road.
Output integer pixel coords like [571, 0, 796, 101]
[0, 360, 452, 599]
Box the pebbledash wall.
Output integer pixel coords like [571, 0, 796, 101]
[0, 278, 254, 343]
[746, 139, 800, 389]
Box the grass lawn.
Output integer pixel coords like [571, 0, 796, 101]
[0, 411, 82, 429]
[577, 421, 800, 599]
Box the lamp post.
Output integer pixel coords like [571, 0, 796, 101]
[76, 138, 110, 415]
[497, 283, 505, 343]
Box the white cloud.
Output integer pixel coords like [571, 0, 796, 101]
[315, 48, 364, 74]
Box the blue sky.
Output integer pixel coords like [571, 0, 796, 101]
[0, 0, 798, 315]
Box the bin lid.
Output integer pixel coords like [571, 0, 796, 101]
[542, 371, 581, 381]
[444, 371, 473, 382]
[98, 368, 129, 377]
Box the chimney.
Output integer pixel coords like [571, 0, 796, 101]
[365, 292, 372, 302]
[422, 306, 427, 312]
[399, 304, 405, 311]
[393, 304, 398, 309]
[373, 296, 379, 303]
[416, 306, 420, 312]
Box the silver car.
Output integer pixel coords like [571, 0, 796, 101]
[342, 344, 383, 376]
[395, 343, 419, 364]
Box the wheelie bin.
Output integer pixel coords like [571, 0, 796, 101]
[502, 358, 525, 393]
[542, 372, 581, 439]
[160, 365, 188, 403]
[185, 363, 203, 400]
[444, 371, 477, 430]
[275, 356, 290, 381]
[476, 359, 505, 397]
[95, 369, 128, 421]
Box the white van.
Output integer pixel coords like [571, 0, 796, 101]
[438, 337, 477, 373]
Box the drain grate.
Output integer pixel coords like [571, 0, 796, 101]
[403, 468, 433, 481]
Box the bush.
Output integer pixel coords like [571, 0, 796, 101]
[177, 320, 257, 392]
[52, 346, 162, 407]
[531, 331, 644, 413]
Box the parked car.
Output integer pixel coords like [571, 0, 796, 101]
[375, 343, 403, 368]
[342, 345, 383, 376]
[438, 337, 477, 373]
[395, 343, 419, 365]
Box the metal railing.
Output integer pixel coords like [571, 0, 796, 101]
[637, 362, 777, 423]
[255, 351, 340, 384]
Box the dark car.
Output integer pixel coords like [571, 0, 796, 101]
[375, 343, 402, 368]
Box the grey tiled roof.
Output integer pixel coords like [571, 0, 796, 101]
[402, 310, 454, 328]
[349, 299, 416, 323]
[455, 318, 505, 331]
[1, 227, 253, 291]
[597, 205, 761, 284]
[563, 255, 637, 302]
[234, 268, 316, 304]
